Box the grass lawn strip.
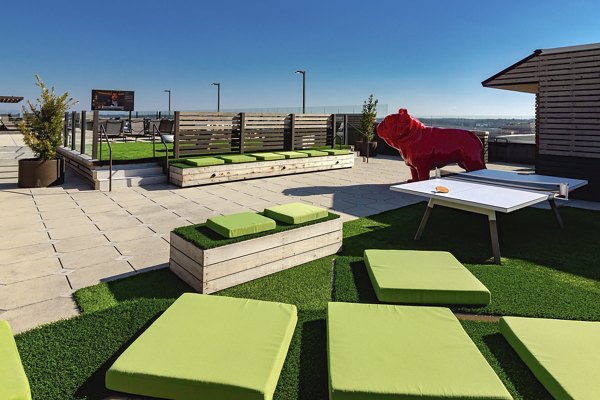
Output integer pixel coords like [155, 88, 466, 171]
[17, 203, 600, 400]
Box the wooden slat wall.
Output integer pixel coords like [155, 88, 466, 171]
[177, 112, 240, 157]
[536, 48, 600, 159]
[242, 113, 290, 153]
[293, 114, 332, 149]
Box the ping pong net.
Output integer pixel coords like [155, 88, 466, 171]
[435, 169, 570, 198]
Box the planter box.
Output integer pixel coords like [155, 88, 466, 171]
[169, 217, 343, 294]
[169, 153, 354, 187]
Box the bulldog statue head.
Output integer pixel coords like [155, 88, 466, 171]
[376, 109, 426, 147]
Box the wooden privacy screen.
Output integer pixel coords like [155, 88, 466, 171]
[241, 113, 290, 153]
[176, 112, 241, 158]
[293, 114, 334, 149]
[174, 112, 334, 158]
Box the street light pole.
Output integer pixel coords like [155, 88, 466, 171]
[295, 70, 306, 113]
[163, 90, 171, 116]
[211, 83, 221, 112]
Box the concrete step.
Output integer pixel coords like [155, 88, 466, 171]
[95, 166, 164, 180]
[97, 174, 167, 190]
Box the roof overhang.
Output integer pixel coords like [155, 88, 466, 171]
[483, 82, 539, 94]
[0, 96, 24, 103]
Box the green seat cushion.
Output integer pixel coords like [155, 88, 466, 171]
[264, 202, 328, 225]
[274, 151, 309, 159]
[106, 294, 298, 400]
[327, 303, 511, 400]
[207, 212, 276, 238]
[0, 321, 31, 400]
[218, 154, 258, 163]
[296, 149, 328, 157]
[500, 316, 600, 400]
[364, 250, 490, 305]
[249, 152, 286, 161]
[322, 149, 350, 155]
[183, 157, 226, 167]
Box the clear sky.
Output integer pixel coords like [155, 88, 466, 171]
[2, 0, 599, 117]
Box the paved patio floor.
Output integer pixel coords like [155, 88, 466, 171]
[1, 145, 598, 333]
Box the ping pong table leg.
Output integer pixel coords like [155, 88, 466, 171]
[548, 198, 565, 229]
[488, 212, 501, 265]
[415, 199, 434, 240]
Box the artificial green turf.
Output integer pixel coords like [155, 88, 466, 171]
[98, 142, 174, 162]
[17, 203, 600, 400]
[174, 212, 339, 249]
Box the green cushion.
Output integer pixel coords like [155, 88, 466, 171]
[218, 155, 258, 163]
[183, 157, 226, 167]
[207, 212, 276, 238]
[0, 321, 32, 400]
[249, 152, 286, 161]
[274, 151, 309, 159]
[500, 316, 600, 400]
[106, 294, 298, 400]
[327, 303, 511, 400]
[322, 149, 350, 155]
[264, 203, 328, 225]
[296, 149, 328, 157]
[364, 250, 490, 305]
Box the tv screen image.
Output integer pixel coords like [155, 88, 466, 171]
[91, 90, 134, 111]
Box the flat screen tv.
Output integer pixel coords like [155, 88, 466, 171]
[91, 90, 134, 111]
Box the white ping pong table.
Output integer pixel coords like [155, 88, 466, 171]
[390, 169, 587, 264]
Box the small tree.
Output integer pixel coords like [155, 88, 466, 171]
[360, 94, 378, 143]
[19, 75, 76, 161]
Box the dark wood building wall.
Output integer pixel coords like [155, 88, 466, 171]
[483, 44, 600, 200]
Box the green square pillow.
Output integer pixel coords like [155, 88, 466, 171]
[249, 152, 286, 161]
[364, 250, 490, 305]
[327, 303, 511, 400]
[0, 321, 31, 400]
[500, 316, 600, 400]
[264, 203, 328, 224]
[218, 155, 257, 163]
[207, 212, 276, 238]
[106, 294, 298, 400]
[183, 157, 226, 167]
[274, 151, 309, 159]
[296, 149, 328, 157]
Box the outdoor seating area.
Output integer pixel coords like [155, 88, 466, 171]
[6, 199, 600, 399]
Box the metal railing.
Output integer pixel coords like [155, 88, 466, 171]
[99, 124, 113, 191]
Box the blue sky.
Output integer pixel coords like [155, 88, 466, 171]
[2, 0, 599, 117]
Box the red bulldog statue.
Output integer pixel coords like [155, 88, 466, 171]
[376, 109, 486, 182]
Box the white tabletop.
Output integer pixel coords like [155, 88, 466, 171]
[390, 178, 550, 213]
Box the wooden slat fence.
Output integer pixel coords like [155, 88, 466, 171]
[293, 114, 334, 149]
[175, 112, 240, 158]
[174, 112, 334, 157]
[242, 113, 290, 153]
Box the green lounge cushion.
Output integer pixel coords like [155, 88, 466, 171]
[296, 149, 328, 157]
[322, 149, 350, 155]
[364, 250, 490, 305]
[249, 152, 286, 161]
[264, 202, 328, 225]
[327, 303, 511, 400]
[207, 212, 276, 238]
[183, 157, 226, 167]
[500, 316, 600, 400]
[218, 154, 258, 163]
[274, 151, 309, 159]
[0, 321, 32, 400]
[106, 293, 298, 400]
